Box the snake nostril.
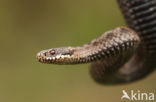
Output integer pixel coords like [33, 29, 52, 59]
[49, 50, 55, 55]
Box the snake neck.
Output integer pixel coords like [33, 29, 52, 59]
[66, 27, 140, 64]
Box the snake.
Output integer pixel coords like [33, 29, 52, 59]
[37, 0, 156, 84]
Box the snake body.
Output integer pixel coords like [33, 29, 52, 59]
[37, 0, 156, 84]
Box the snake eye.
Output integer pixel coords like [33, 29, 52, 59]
[49, 50, 55, 55]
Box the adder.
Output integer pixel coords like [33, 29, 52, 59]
[37, 0, 156, 84]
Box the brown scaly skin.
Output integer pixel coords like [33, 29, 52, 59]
[37, 27, 140, 65]
[37, 0, 156, 84]
[111, 0, 156, 84]
[37, 27, 141, 84]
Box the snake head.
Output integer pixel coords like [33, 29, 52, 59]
[37, 47, 75, 64]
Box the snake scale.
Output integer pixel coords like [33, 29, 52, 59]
[37, 0, 156, 84]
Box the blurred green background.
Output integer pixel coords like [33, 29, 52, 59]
[0, 0, 155, 102]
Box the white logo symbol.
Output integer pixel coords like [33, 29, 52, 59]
[121, 90, 130, 100]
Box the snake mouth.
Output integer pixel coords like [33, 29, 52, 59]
[37, 50, 59, 64]
[37, 50, 51, 63]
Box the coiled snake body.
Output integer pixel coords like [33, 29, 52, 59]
[37, 0, 156, 84]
